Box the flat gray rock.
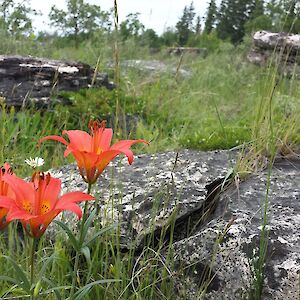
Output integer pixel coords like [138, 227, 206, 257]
[108, 60, 192, 78]
[171, 157, 300, 299]
[47, 150, 299, 299]
[49, 150, 235, 249]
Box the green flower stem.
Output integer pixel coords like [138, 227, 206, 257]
[30, 237, 38, 300]
[70, 183, 92, 299]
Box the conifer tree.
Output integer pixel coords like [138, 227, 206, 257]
[245, 0, 274, 33]
[265, 0, 300, 32]
[195, 15, 202, 34]
[283, 0, 300, 33]
[216, 0, 255, 44]
[204, 0, 217, 33]
[175, 1, 195, 46]
[250, 0, 265, 18]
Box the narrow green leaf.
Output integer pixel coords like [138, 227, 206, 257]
[83, 223, 119, 247]
[0, 275, 18, 284]
[2, 255, 30, 292]
[0, 284, 19, 298]
[38, 253, 55, 278]
[73, 286, 92, 300]
[80, 246, 91, 265]
[81, 209, 96, 241]
[34, 280, 42, 297]
[42, 279, 71, 300]
[74, 279, 120, 300]
[221, 167, 234, 190]
[54, 220, 79, 251]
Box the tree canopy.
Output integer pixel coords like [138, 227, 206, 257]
[49, 0, 111, 47]
[0, 0, 37, 36]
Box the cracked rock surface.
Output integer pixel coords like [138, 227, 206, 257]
[48, 150, 299, 299]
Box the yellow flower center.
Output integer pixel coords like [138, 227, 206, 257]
[41, 201, 50, 214]
[23, 201, 33, 214]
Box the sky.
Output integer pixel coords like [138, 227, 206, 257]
[30, 0, 210, 35]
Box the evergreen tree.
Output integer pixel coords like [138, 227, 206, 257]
[204, 0, 217, 33]
[161, 27, 177, 46]
[139, 29, 161, 49]
[216, 0, 255, 44]
[244, 0, 274, 33]
[250, 0, 265, 18]
[283, 0, 300, 33]
[195, 15, 202, 34]
[175, 1, 195, 46]
[265, 0, 300, 32]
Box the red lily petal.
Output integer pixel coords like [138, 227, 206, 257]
[96, 149, 122, 173]
[55, 202, 82, 219]
[6, 202, 34, 222]
[98, 128, 113, 151]
[0, 207, 8, 218]
[71, 150, 100, 171]
[42, 176, 61, 212]
[29, 210, 59, 230]
[0, 207, 10, 230]
[26, 211, 58, 238]
[110, 139, 149, 164]
[0, 196, 14, 209]
[64, 145, 75, 157]
[63, 130, 92, 152]
[56, 192, 95, 207]
[38, 135, 69, 147]
[2, 175, 35, 211]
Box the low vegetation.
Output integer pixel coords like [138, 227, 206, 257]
[0, 0, 299, 299]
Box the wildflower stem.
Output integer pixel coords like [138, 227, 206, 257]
[70, 183, 92, 299]
[30, 237, 38, 300]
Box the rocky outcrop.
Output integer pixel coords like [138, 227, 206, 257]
[48, 150, 300, 299]
[108, 60, 192, 78]
[248, 31, 300, 78]
[0, 55, 114, 108]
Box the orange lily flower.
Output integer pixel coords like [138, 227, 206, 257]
[39, 120, 149, 184]
[0, 172, 95, 238]
[0, 163, 14, 230]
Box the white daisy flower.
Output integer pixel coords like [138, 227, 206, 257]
[25, 157, 45, 168]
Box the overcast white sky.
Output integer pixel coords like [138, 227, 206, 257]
[30, 0, 210, 35]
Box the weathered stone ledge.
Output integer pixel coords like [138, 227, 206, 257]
[47, 150, 299, 299]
